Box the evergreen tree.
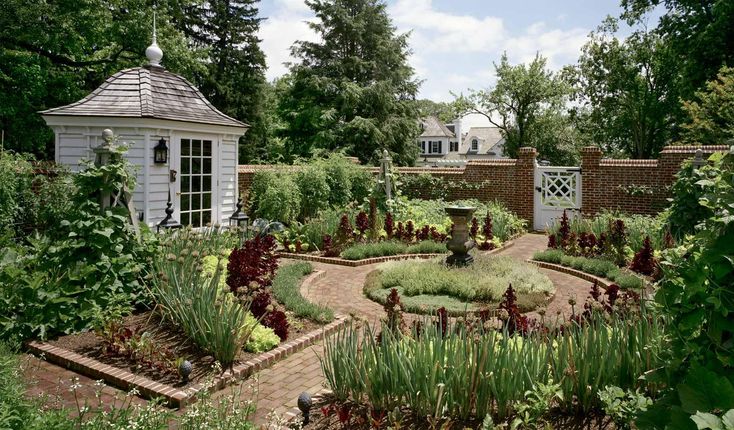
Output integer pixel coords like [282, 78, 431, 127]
[175, 0, 268, 163]
[278, 0, 420, 166]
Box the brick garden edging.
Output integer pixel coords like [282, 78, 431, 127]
[27, 315, 350, 408]
[24, 268, 345, 408]
[528, 260, 616, 289]
[278, 236, 517, 267]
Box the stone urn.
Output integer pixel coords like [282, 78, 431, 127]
[445, 205, 476, 267]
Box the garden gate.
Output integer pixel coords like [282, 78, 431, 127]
[533, 164, 582, 231]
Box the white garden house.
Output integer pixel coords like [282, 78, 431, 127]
[40, 30, 248, 228]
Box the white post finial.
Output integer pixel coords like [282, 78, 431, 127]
[145, 4, 163, 67]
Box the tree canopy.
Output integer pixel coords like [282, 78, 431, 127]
[277, 0, 421, 166]
[455, 54, 582, 165]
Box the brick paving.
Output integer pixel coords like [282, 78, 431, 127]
[21, 233, 592, 427]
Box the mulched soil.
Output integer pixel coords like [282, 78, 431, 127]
[298, 396, 618, 430]
[48, 310, 322, 387]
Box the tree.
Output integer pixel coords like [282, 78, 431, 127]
[455, 54, 581, 165]
[415, 99, 457, 123]
[570, 18, 679, 158]
[680, 66, 734, 145]
[278, 0, 420, 166]
[173, 0, 268, 164]
[0, 0, 203, 157]
[621, 0, 734, 108]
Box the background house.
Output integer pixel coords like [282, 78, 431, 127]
[416, 116, 507, 166]
[41, 35, 248, 228]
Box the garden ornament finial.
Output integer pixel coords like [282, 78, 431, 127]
[145, 3, 163, 67]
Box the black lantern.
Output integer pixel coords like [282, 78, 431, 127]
[229, 198, 249, 230]
[154, 138, 168, 164]
[157, 190, 182, 232]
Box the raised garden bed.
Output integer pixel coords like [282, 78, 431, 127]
[26, 267, 347, 407]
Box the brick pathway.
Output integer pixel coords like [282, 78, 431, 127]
[21, 233, 592, 427]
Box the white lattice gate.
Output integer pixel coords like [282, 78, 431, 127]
[533, 165, 582, 231]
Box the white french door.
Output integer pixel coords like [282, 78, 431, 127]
[179, 137, 215, 228]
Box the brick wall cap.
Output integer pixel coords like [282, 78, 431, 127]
[518, 147, 537, 155]
[581, 146, 603, 153]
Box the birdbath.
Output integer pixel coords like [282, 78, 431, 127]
[445, 205, 476, 267]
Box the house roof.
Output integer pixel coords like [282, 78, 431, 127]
[419, 116, 455, 138]
[463, 127, 503, 153]
[40, 66, 247, 129]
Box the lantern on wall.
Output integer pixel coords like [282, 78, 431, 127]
[153, 138, 168, 164]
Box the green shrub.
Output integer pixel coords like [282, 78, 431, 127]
[0, 152, 156, 342]
[322, 313, 663, 422]
[394, 199, 525, 241]
[379, 255, 554, 302]
[533, 250, 644, 289]
[532, 249, 565, 264]
[271, 262, 334, 323]
[666, 155, 723, 240]
[340, 241, 407, 260]
[296, 164, 331, 220]
[405, 240, 447, 254]
[250, 170, 302, 224]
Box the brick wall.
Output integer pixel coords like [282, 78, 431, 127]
[580, 145, 729, 216]
[238, 145, 729, 228]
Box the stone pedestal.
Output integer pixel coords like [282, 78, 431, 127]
[445, 206, 476, 267]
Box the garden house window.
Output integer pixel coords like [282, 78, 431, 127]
[471, 139, 479, 151]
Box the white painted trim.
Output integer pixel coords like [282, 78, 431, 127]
[42, 115, 247, 136]
[143, 131, 150, 223]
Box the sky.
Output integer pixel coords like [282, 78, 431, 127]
[257, 0, 656, 126]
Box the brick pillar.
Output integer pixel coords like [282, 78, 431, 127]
[516, 147, 537, 229]
[580, 146, 603, 217]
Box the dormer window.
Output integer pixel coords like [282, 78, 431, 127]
[471, 139, 479, 151]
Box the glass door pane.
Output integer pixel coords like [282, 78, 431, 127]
[179, 138, 214, 228]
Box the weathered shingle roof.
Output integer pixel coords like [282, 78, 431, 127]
[463, 127, 503, 153]
[419, 116, 455, 138]
[41, 66, 247, 129]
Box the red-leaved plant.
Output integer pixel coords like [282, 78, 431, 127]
[630, 235, 656, 275]
[405, 221, 415, 243]
[355, 211, 369, 239]
[498, 284, 535, 336]
[384, 212, 394, 239]
[478, 212, 495, 250]
[558, 210, 571, 248]
[394, 221, 404, 241]
[226, 235, 279, 294]
[262, 309, 289, 341]
[470, 217, 479, 240]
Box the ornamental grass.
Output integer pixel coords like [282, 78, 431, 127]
[321, 311, 664, 422]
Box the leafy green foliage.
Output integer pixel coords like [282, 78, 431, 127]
[296, 163, 331, 220]
[0, 0, 204, 155]
[249, 170, 302, 224]
[598, 386, 652, 430]
[394, 199, 525, 242]
[511, 381, 564, 429]
[322, 311, 663, 423]
[271, 262, 333, 323]
[455, 53, 582, 165]
[637, 148, 734, 429]
[621, 0, 734, 118]
[691, 409, 734, 430]
[667, 154, 723, 239]
[0, 151, 155, 342]
[278, 0, 420, 165]
[680, 66, 734, 146]
[570, 18, 678, 158]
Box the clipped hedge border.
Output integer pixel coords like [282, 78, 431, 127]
[278, 234, 519, 267]
[529, 260, 622, 290]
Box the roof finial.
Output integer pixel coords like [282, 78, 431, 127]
[145, 2, 163, 67]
